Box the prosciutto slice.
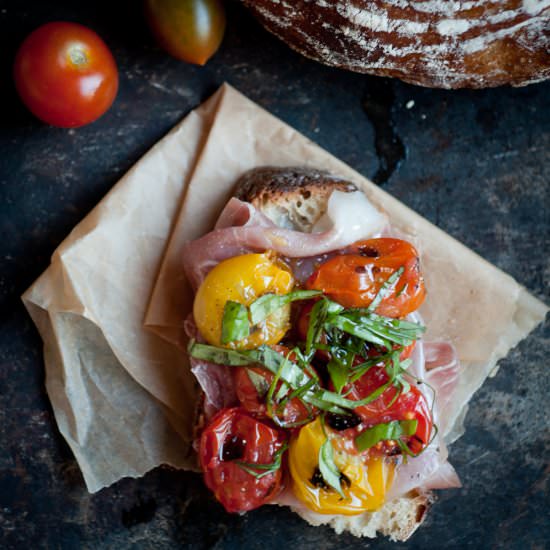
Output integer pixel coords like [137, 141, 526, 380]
[183, 191, 386, 289]
[185, 316, 238, 420]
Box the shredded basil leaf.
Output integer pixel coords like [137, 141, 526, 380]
[355, 419, 418, 452]
[246, 368, 270, 398]
[318, 438, 345, 498]
[249, 290, 321, 325]
[266, 353, 288, 424]
[327, 359, 348, 394]
[188, 341, 252, 366]
[306, 299, 328, 356]
[236, 442, 288, 479]
[367, 266, 405, 312]
[221, 301, 250, 344]
[327, 312, 424, 348]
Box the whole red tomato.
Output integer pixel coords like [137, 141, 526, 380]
[199, 407, 287, 513]
[14, 22, 118, 128]
[306, 238, 426, 318]
[145, 0, 226, 65]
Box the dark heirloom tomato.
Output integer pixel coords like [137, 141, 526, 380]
[144, 0, 226, 65]
[234, 366, 312, 426]
[199, 408, 286, 513]
[14, 22, 118, 128]
[306, 238, 425, 317]
[345, 367, 433, 454]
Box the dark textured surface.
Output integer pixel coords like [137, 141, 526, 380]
[0, 1, 549, 548]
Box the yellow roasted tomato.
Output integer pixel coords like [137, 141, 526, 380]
[289, 418, 394, 515]
[193, 253, 294, 349]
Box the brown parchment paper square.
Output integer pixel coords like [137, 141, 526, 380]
[23, 83, 548, 493]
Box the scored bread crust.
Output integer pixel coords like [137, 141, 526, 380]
[241, 0, 550, 89]
[233, 167, 434, 541]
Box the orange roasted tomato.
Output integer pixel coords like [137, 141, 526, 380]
[200, 407, 287, 513]
[14, 22, 118, 128]
[288, 418, 394, 515]
[305, 238, 425, 318]
[193, 253, 294, 349]
[144, 0, 226, 65]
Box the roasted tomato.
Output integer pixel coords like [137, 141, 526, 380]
[14, 22, 118, 127]
[345, 367, 433, 455]
[199, 407, 287, 513]
[306, 238, 425, 317]
[193, 253, 294, 349]
[234, 347, 315, 427]
[144, 0, 226, 65]
[288, 418, 394, 515]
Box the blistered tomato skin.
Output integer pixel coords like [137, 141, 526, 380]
[345, 368, 433, 455]
[199, 408, 286, 513]
[306, 238, 425, 317]
[193, 253, 294, 349]
[288, 418, 394, 515]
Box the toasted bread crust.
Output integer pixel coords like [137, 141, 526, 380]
[289, 489, 434, 542]
[234, 166, 356, 232]
[234, 166, 356, 201]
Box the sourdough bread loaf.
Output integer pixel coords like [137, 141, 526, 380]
[242, 0, 550, 89]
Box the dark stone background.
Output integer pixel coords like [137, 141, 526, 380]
[0, 1, 548, 548]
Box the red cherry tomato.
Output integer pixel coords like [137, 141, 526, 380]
[14, 22, 118, 128]
[346, 367, 432, 454]
[199, 407, 287, 513]
[234, 365, 312, 426]
[144, 0, 226, 65]
[306, 238, 425, 318]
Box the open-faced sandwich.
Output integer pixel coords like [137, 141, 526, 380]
[182, 167, 462, 541]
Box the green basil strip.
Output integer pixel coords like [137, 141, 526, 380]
[189, 341, 318, 397]
[221, 301, 250, 344]
[249, 290, 322, 325]
[327, 315, 390, 347]
[328, 312, 424, 348]
[236, 442, 288, 479]
[355, 419, 418, 452]
[318, 439, 345, 498]
[306, 298, 329, 356]
[315, 379, 392, 409]
[188, 342, 252, 366]
[266, 353, 288, 422]
[367, 266, 405, 312]
[188, 343, 367, 415]
[246, 368, 270, 397]
[327, 359, 348, 394]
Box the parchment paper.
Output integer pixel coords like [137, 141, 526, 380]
[23, 83, 548, 493]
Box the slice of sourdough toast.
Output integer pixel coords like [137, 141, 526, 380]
[233, 166, 434, 541]
[234, 166, 356, 232]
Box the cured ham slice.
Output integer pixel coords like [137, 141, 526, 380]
[183, 191, 386, 289]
